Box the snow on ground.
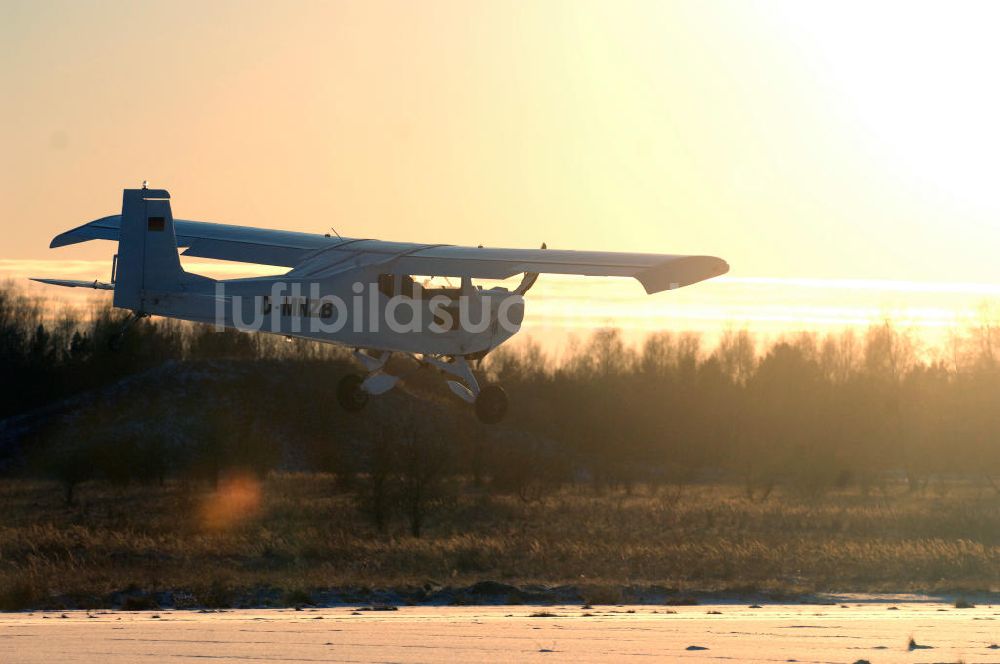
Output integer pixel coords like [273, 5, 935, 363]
[2, 601, 1000, 663]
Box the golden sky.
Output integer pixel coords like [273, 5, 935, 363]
[3, 1, 1000, 343]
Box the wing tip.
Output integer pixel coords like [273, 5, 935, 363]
[638, 256, 729, 294]
[48, 215, 122, 248]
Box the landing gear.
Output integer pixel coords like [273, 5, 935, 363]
[336, 351, 397, 413]
[337, 373, 369, 412]
[423, 355, 508, 424]
[474, 384, 508, 424]
[341, 351, 509, 423]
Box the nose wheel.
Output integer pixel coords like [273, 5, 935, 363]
[474, 384, 508, 424]
[337, 374, 369, 412]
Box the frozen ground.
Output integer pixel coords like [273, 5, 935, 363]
[3, 600, 1000, 663]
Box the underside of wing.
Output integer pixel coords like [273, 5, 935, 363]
[50, 216, 728, 293]
[288, 243, 729, 294]
[416, 246, 730, 293]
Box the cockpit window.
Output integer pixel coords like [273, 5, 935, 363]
[377, 274, 391, 297]
[414, 275, 461, 301]
[377, 274, 417, 298]
[377, 274, 461, 300]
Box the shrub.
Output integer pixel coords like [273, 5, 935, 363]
[197, 580, 233, 609]
[121, 595, 159, 611]
[284, 589, 314, 607]
[580, 584, 623, 605]
[0, 579, 42, 611]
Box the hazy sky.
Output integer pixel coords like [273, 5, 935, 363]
[3, 0, 1000, 340]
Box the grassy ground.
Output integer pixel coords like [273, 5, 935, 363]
[2, 474, 1000, 608]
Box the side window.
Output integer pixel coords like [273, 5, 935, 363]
[413, 275, 461, 301]
[400, 275, 417, 298]
[378, 274, 394, 297]
[377, 274, 418, 298]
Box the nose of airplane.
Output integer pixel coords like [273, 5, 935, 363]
[486, 292, 524, 337]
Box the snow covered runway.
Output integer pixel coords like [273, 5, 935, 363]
[2, 601, 999, 663]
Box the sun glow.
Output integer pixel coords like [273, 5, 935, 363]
[768, 2, 1000, 216]
[5, 1, 1000, 342]
[9, 259, 1000, 354]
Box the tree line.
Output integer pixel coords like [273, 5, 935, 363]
[489, 320, 1000, 495]
[6, 281, 1000, 529]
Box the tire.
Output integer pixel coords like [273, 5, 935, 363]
[474, 384, 508, 424]
[337, 374, 369, 412]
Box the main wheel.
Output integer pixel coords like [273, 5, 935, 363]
[474, 384, 508, 424]
[337, 374, 369, 412]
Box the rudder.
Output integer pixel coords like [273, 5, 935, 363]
[113, 188, 185, 311]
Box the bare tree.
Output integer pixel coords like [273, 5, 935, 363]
[395, 415, 455, 538]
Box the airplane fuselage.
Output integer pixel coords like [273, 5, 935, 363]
[138, 268, 524, 357]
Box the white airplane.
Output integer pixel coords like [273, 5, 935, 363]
[34, 186, 729, 423]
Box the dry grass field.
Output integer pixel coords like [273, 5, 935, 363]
[2, 474, 1000, 609]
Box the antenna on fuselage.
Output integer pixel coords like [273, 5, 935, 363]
[326, 226, 343, 241]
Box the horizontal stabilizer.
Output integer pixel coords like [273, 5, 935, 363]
[30, 278, 114, 290]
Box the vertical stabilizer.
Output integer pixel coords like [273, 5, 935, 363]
[113, 188, 185, 311]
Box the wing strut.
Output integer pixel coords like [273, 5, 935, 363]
[513, 242, 546, 295]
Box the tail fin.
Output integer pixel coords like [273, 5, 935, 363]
[113, 188, 186, 312]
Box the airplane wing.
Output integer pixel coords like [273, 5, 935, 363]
[51, 216, 728, 294]
[285, 243, 728, 294]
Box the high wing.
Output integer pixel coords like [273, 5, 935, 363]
[51, 215, 728, 294]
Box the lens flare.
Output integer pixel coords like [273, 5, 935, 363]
[199, 471, 263, 530]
